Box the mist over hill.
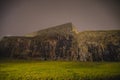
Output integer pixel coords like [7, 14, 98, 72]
[25, 23, 78, 37]
[0, 23, 120, 61]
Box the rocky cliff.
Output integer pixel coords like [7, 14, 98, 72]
[77, 30, 120, 61]
[0, 23, 120, 61]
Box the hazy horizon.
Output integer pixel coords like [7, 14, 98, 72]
[0, 0, 120, 36]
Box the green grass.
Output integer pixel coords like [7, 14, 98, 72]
[0, 60, 120, 80]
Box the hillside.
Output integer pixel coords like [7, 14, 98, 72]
[25, 23, 78, 37]
[77, 30, 120, 61]
[0, 23, 120, 61]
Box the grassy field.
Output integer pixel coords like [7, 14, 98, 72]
[0, 60, 120, 80]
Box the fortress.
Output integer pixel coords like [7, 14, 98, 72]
[0, 23, 120, 61]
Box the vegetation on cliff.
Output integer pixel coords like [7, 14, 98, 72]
[0, 23, 120, 61]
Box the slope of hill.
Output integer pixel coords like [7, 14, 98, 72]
[77, 30, 120, 61]
[0, 23, 120, 61]
[25, 23, 78, 37]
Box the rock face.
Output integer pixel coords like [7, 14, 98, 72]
[78, 31, 120, 61]
[0, 23, 120, 61]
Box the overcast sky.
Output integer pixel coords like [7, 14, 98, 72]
[0, 0, 120, 36]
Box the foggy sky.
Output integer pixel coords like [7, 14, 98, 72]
[0, 0, 120, 36]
